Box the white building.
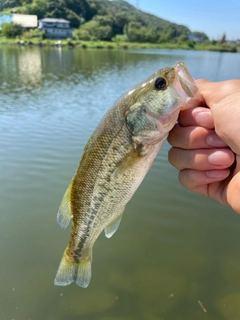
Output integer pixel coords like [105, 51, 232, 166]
[13, 14, 38, 28]
[0, 14, 37, 30]
[38, 18, 72, 38]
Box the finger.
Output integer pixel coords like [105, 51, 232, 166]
[194, 79, 215, 105]
[168, 148, 235, 171]
[195, 79, 240, 107]
[225, 157, 240, 214]
[178, 107, 214, 129]
[226, 172, 240, 214]
[168, 125, 227, 149]
[178, 168, 230, 192]
[195, 79, 212, 89]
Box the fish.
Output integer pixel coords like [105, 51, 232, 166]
[54, 62, 201, 288]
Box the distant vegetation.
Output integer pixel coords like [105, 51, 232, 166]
[1, 0, 207, 42]
[0, 0, 239, 52]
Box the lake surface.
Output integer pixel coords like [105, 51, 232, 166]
[1, 46, 240, 320]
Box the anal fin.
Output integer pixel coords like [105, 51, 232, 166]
[105, 208, 125, 238]
[57, 180, 73, 229]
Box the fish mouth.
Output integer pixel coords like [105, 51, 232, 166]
[172, 62, 200, 108]
[152, 62, 202, 132]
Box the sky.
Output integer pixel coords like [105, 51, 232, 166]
[127, 0, 240, 40]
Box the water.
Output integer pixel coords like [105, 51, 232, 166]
[1, 46, 240, 320]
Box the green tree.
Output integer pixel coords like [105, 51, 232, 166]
[73, 28, 91, 40]
[45, 0, 95, 27]
[2, 22, 23, 37]
[191, 31, 209, 42]
[178, 34, 189, 43]
[78, 16, 113, 40]
[1, 0, 21, 9]
[112, 11, 129, 35]
[95, 25, 112, 40]
[20, 0, 47, 19]
[221, 33, 226, 43]
[124, 21, 144, 42]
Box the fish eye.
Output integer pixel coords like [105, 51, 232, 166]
[154, 77, 167, 90]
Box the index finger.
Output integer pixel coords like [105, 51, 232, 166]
[178, 107, 214, 129]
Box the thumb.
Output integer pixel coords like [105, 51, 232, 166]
[195, 79, 219, 107]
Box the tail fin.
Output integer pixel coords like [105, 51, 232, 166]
[54, 249, 92, 288]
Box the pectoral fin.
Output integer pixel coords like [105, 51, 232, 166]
[112, 149, 144, 179]
[105, 208, 125, 238]
[57, 180, 73, 229]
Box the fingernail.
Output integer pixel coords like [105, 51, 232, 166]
[194, 110, 213, 127]
[206, 169, 230, 179]
[206, 133, 227, 147]
[208, 151, 231, 165]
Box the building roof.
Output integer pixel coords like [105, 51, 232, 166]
[12, 14, 38, 28]
[39, 18, 70, 24]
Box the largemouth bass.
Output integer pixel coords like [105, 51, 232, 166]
[54, 62, 201, 288]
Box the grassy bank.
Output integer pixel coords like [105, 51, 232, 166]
[0, 36, 239, 53]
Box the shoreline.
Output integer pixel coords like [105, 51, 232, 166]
[0, 38, 239, 53]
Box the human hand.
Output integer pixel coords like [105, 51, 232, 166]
[168, 79, 240, 214]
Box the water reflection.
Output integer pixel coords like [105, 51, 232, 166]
[18, 48, 42, 85]
[1, 47, 240, 94]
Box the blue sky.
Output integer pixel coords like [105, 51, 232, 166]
[127, 0, 240, 40]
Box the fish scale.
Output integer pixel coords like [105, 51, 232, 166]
[54, 62, 201, 288]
